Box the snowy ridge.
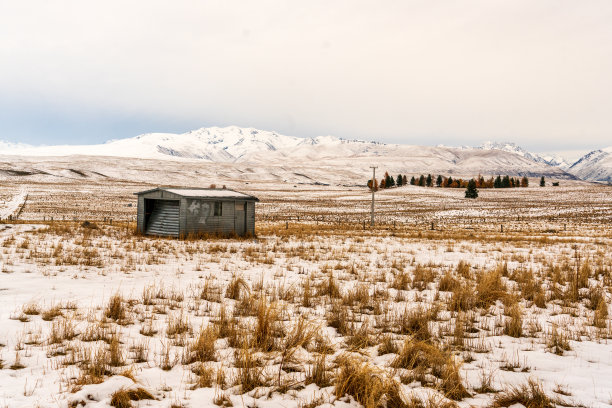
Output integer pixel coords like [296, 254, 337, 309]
[0, 126, 587, 180]
[568, 147, 612, 184]
[477, 141, 570, 168]
[0, 126, 347, 162]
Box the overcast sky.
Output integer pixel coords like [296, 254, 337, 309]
[0, 1, 611, 151]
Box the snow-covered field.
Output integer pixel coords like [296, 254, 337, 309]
[0, 177, 611, 408]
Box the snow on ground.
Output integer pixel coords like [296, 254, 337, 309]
[0, 178, 610, 408]
[0, 189, 26, 219]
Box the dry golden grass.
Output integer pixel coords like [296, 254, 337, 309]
[3, 181, 611, 407]
[489, 378, 561, 408]
[110, 387, 155, 408]
[334, 357, 408, 408]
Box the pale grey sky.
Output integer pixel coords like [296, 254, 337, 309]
[0, 1, 611, 151]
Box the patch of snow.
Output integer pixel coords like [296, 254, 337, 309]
[0, 189, 26, 219]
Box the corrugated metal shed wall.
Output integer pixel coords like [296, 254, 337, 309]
[247, 201, 255, 235]
[137, 190, 256, 237]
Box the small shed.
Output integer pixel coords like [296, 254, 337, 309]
[135, 187, 259, 238]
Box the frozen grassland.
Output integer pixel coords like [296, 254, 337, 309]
[0, 178, 611, 408]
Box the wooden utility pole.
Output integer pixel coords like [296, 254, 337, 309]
[370, 166, 377, 226]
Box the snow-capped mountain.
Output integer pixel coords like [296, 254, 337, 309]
[567, 147, 612, 184]
[0, 126, 345, 162]
[0, 126, 581, 181]
[477, 141, 570, 168]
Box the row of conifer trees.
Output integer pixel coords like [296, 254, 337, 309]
[368, 172, 530, 190]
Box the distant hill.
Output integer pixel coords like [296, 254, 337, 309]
[567, 147, 612, 184]
[0, 126, 581, 181]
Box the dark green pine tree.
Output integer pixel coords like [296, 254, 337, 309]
[465, 178, 478, 198]
[389, 175, 395, 187]
[436, 175, 443, 187]
[426, 174, 432, 187]
[494, 175, 502, 188]
[410, 176, 416, 185]
[397, 174, 403, 186]
[502, 175, 511, 188]
[540, 176, 545, 187]
[418, 175, 425, 186]
[447, 176, 453, 187]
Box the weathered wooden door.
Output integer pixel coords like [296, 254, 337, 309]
[235, 202, 246, 236]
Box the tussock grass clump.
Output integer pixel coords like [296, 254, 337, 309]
[317, 272, 341, 298]
[412, 264, 436, 291]
[456, 261, 471, 279]
[438, 271, 457, 292]
[546, 326, 571, 355]
[475, 268, 507, 308]
[42, 305, 63, 321]
[327, 302, 351, 336]
[213, 305, 242, 348]
[22, 303, 40, 315]
[513, 269, 547, 308]
[311, 333, 335, 355]
[503, 305, 523, 338]
[252, 297, 281, 351]
[346, 321, 377, 350]
[234, 346, 271, 392]
[490, 378, 559, 408]
[187, 326, 218, 363]
[587, 286, 604, 311]
[75, 346, 110, 386]
[302, 276, 312, 307]
[110, 387, 155, 408]
[166, 310, 191, 337]
[378, 334, 399, 355]
[397, 307, 437, 341]
[392, 340, 470, 400]
[105, 293, 126, 321]
[334, 357, 408, 408]
[191, 363, 216, 388]
[593, 298, 609, 328]
[343, 284, 372, 310]
[391, 271, 411, 291]
[225, 275, 250, 300]
[283, 316, 317, 350]
[305, 354, 331, 387]
[109, 332, 124, 367]
[48, 318, 78, 344]
[448, 284, 474, 312]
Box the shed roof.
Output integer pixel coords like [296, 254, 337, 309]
[135, 187, 259, 201]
